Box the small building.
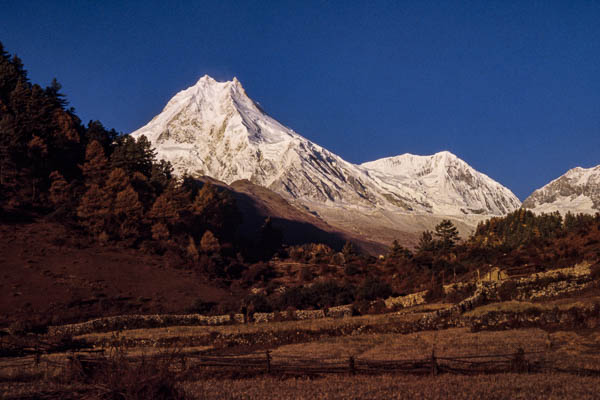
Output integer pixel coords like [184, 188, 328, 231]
[479, 266, 508, 282]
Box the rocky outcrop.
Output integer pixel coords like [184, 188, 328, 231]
[48, 313, 244, 337]
[384, 290, 428, 309]
[467, 304, 600, 332]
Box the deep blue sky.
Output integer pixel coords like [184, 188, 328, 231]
[2, 1, 599, 200]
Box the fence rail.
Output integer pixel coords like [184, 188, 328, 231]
[2, 347, 599, 378]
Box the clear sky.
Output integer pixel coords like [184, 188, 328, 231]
[1, 0, 599, 200]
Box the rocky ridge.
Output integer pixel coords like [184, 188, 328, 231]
[523, 165, 600, 215]
[131, 76, 521, 222]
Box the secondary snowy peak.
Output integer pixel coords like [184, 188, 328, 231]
[131, 75, 520, 216]
[361, 151, 521, 215]
[522, 165, 600, 215]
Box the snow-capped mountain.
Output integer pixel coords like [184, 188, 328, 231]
[131, 75, 520, 219]
[522, 165, 600, 215]
[361, 152, 520, 215]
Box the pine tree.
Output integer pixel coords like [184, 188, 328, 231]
[110, 135, 156, 177]
[434, 219, 459, 249]
[191, 182, 240, 240]
[80, 140, 108, 186]
[77, 184, 109, 236]
[113, 185, 143, 239]
[48, 170, 69, 206]
[151, 222, 170, 241]
[417, 230, 435, 252]
[105, 168, 130, 195]
[200, 230, 221, 254]
[389, 239, 412, 259]
[186, 236, 199, 262]
[258, 217, 283, 259]
[342, 241, 357, 259]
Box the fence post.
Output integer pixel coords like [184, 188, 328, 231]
[349, 356, 356, 375]
[512, 347, 526, 373]
[431, 349, 438, 376]
[266, 350, 271, 374]
[34, 346, 40, 367]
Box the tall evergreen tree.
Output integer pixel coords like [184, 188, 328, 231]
[80, 140, 108, 186]
[434, 219, 459, 249]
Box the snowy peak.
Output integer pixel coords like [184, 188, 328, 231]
[131, 75, 521, 217]
[362, 151, 521, 215]
[362, 151, 465, 177]
[522, 165, 600, 215]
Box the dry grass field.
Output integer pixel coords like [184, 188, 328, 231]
[183, 373, 600, 400]
[2, 299, 600, 399]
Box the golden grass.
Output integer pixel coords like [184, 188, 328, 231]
[271, 327, 550, 361]
[464, 296, 600, 317]
[182, 373, 600, 400]
[75, 309, 441, 345]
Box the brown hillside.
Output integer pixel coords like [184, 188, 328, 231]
[0, 219, 236, 327]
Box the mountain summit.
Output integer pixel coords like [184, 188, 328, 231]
[362, 151, 520, 215]
[522, 165, 600, 215]
[131, 76, 520, 224]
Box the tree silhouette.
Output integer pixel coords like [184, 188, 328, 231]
[434, 219, 459, 249]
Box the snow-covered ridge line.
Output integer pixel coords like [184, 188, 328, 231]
[523, 165, 600, 215]
[131, 75, 521, 217]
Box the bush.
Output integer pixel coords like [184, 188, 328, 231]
[356, 277, 392, 302]
[276, 281, 356, 310]
[424, 280, 445, 303]
[444, 283, 476, 304]
[243, 293, 273, 313]
[591, 263, 600, 282]
[187, 299, 217, 314]
[344, 263, 361, 276]
[497, 280, 519, 301]
[300, 267, 313, 282]
[68, 345, 185, 399]
[241, 262, 276, 286]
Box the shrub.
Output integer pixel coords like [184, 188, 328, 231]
[276, 281, 356, 310]
[243, 294, 273, 313]
[300, 267, 313, 282]
[424, 280, 445, 303]
[356, 277, 392, 302]
[497, 280, 519, 301]
[68, 346, 185, 399]
[344, 263, 361, 276]
[591, 263, 600, 282]
[445, 283, 476, 304]
[241, 262, 276, 286]
[187, 299, 217, 314]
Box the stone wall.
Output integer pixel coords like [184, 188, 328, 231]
[48, 313, 245, 337]
[47, 261, 596, 336]
[384, 290, 428, 309]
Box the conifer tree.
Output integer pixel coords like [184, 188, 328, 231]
[434, 219, 459, 249]
[113, 185, 143, 239]
[48, 170, 69, 206]
[200, 230, 221, 254]
[342, 241, 357, 261]
[151, 222, 170, 241]
[186, 236, 199, 262]
[77, 184, 109, 236]
[258, 217, 283, 259]
[81, 140, 108, 186]
[105, 168, 130, 195]
[417, 230, 435, 252]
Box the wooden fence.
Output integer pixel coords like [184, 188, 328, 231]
[4, 347, 600, 378]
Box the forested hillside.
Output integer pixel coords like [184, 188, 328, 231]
[1, 40, 598, 322]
